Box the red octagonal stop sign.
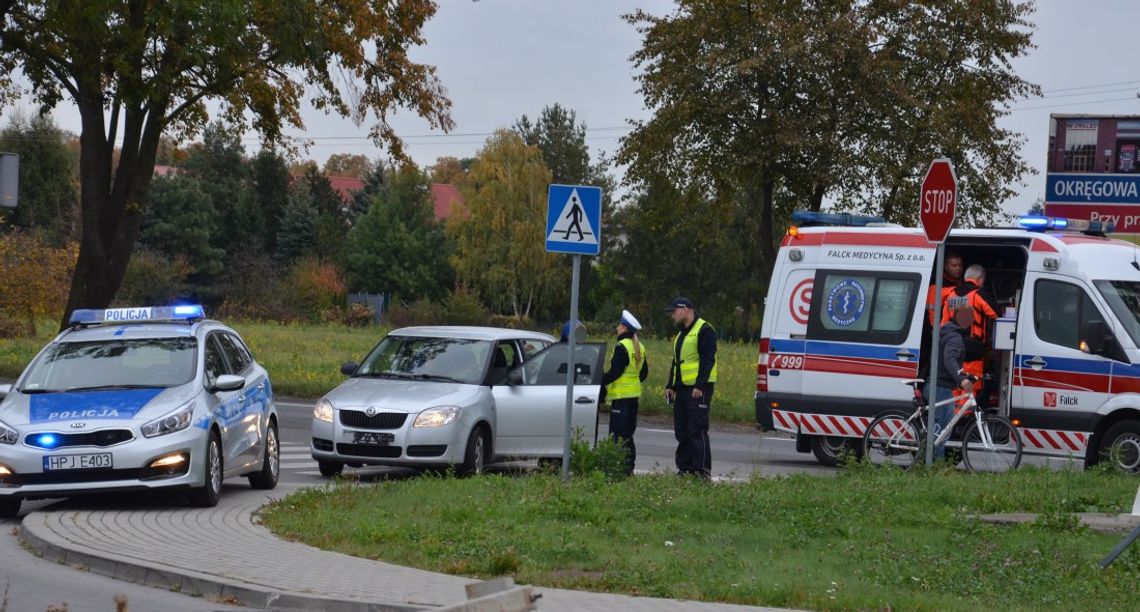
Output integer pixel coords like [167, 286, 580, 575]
[920, 158, 958, 244]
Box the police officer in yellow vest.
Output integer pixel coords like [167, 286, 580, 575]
[664, 297, 717, 478]
[600, 310, 649, 475]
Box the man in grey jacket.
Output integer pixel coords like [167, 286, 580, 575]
[932, 303, 976, 458]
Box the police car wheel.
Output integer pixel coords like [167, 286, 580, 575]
[459, 426, 489, 477]
[1100, 421, 1140, 475]
[811, 436, 860, 467]
[189, 432, 223, 508]
[0, 497, 19, 519]
[318, 460, 344, 478]
[248, 421, 279, 490]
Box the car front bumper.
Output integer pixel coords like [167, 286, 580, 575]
[310, 412, 467, 466]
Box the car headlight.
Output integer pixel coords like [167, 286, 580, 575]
[141, 401, 196, 438]
[413, 405, 461, 428]
[313, 399, 334, 423]
[0, 420, 16, 445]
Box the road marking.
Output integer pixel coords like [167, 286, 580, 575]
[280, 461, 316, 469]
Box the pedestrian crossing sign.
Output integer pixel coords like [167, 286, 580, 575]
[546, 184, 602, 255]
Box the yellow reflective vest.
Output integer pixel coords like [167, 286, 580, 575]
[674, 318, 718, 386]
[606, 337, 646, 400]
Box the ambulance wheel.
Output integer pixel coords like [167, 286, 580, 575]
[247, 420, 279, 490]
[811, 436, 861, 467]
[1098, 421, 1140, 475]
[189, 432, 223, 508]
[0, 497, 19, 519]
[318, 460, 344, 478]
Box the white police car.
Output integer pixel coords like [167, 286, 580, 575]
[0, 306, 279, 517]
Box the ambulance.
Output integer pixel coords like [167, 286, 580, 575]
[755, 211, 1140, 473]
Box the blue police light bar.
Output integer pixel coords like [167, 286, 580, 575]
[69, 305, 206, 326]
[792, 210, 887, 227]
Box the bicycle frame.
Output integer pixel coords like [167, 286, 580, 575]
[881, 392, 978, 451]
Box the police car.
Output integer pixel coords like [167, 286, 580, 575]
[0, 306, 279, 517]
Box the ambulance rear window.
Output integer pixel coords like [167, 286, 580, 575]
[807, 270, 920, 345]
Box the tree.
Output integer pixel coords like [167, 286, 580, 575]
[252, 148, 291, 254]
[617, 0, 1039, 325]
[0, 1, 453, 328]
[0, 112, 78, 242]
[429, 156, 474, 189]
[299, 166, 351, 265]
[137, 175, 225, 280]
[0, 230, 77, 335]
[324, 154, 374, 179]
[346, 166, 452, 301]
[180, 121, 262, 258]
[276, 188, 320, 263]
[450, 130, 563, 319]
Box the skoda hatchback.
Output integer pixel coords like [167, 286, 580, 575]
[0, 306, 279, 517]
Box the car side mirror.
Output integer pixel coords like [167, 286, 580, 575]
[1081, 320, 1111, 355]
[340, 361, 359, 376]
[212, 374, 245, 393]
[507, 368, 523, 386]
[0, 384, 10, 400]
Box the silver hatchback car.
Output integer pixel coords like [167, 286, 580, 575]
[311, 326, 606, 476]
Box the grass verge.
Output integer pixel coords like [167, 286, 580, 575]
[261, 465, 1140, 611]
[0, 321, 761, 424]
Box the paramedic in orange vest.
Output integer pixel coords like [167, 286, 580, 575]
[926, 252, 964, 325]
[942, 264, 1000, 399]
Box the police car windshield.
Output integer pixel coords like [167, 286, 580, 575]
[1095, 280, 1140, 347]
[356, 336, 491, 385]
[20, 337, 198, 393]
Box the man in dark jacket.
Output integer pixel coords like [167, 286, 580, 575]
[932, 303, 976, 458]
[665, 297, 717, 477]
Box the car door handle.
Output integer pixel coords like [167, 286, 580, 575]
[896, 349, 916, 360]
[1024, 356, 1047, 370]
[575, 397, 594, 404]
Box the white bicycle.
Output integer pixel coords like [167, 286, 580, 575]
[862, 378, 1023, 473]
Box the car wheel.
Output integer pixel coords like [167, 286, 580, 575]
[0, 497, 20, 519]
[810, 435, 860, 467]
[458, 426, 489, 477]
[1099, 420, 1140, 474]
[189, 431, 223, 508]
[318, 460, 344, 478]
[247, 420, 279, 490]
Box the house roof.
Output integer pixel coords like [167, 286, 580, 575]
[430, 183, 465, 221]
[327, 175, 366, 202]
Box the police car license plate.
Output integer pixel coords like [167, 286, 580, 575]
[43, 453, 113, 471]
[353, 432, 394, 445]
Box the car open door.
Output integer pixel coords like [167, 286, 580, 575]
[491, 342, 606, 457]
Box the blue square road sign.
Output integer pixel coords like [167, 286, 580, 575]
[546, 184, 602, 255]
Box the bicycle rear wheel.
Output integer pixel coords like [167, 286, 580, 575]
[961, 415, 1022, 473]
[863, 411, 923, 469]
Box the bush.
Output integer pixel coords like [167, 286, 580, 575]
[385, 299, 447, 328]
[444, 288, 489, 325]
[115, 249, 193, 306]
[487, 314, 534, 330]
[0, 311, 24, 339]
[288, 258, 347, 321]
[0, 230, 77, 334]
[340, 302, 376, 327]
[570, 432, 630, 481]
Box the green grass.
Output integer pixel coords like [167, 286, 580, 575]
[0, 321, 760, 424]
[261, 466, 1140, 611]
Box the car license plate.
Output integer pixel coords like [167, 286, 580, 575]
[353, 432, 395, 446]
[43, 453, 113, 471]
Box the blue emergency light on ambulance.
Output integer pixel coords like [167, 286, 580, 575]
[757, 209, 1140, 474]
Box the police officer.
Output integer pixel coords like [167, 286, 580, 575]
[926, 252, 964, 325]
[664, 297, 717, 478]
[600, 310, 648, 475]
[942, 264, 999, 401]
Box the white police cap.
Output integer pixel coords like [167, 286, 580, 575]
[620, 309, 642, 331]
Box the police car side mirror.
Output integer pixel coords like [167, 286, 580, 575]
[340, 361, 359, 376]
[0, 384, 10, 399]
[1081, 321, 1111, 355]
[507, 368, 523, 386]
[212, 375, 245, 393]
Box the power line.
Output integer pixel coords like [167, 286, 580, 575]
[1040, 79, 1140, 95]
[1022, 85, 1140, 101]
[1010, 95, 1138, 112]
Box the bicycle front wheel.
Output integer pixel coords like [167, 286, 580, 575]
[961, 415, 1023, 473]
[863, 411, 923, 469]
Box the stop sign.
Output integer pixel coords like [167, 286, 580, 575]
[919, 158, 958, 244]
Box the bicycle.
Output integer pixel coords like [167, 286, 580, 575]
[862, 378, 1023, 473]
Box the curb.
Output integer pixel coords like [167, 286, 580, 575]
[17, 513, 425, 612]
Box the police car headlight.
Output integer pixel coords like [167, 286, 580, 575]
[413, 406, 460, 428]
[141, 401, 196, 438]
[0, 420, 17, 445]
[313, 399, 334, 423]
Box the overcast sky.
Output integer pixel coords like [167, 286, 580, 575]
[25, 0, 1140, 218]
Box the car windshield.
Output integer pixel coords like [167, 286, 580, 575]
[1095, 280, 1140, 347]
[20, 337, 198, 393]
[356, 336, 491, 385]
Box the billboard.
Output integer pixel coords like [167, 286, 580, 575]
[1045, 114, 1140, 232]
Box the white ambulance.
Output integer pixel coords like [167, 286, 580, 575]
[755, 211, 1140, 473]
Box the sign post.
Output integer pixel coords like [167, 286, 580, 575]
[546, 184, 602, 482]
[919, 158, 958, 466]
[0, 153, 18, 210]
